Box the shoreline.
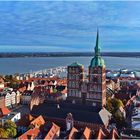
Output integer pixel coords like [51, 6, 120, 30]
[0, 52, 140, 58]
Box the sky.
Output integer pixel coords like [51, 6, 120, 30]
[0, 1, 140, 52]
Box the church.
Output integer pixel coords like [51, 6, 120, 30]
[67, 30, 106, 107]
[31, 30, 111, 130]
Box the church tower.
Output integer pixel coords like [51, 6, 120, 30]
[87, 29, 106, 107]
[67, 62, 84, 104]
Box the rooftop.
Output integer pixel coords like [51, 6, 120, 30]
[68, 62, 83, 67]
[1, 112, 19, 120]
[31, 102, 110, 126]
[18, 128, 40, 140]
[0, 107, 10, 117]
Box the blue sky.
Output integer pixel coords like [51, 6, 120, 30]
[0, 1, 140, 52]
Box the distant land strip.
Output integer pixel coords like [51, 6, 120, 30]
[0, 52, 140, 58]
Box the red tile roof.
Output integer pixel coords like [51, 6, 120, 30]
[18, 128, 40, 140]
[125, 95, 136, 107]
[21, 77, 66, 83]
[68, 127, 78, 140]
[82, 127, 91, 139]
[109, 128, 119, 139]
[30, 115, 45, 127]
[0, 107, 10, 116]
[44, 122, 60, 140]
[18, 86, 26, 93]
[95, 128, 107, 139]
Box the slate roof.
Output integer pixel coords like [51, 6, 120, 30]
[43, 101, 101, 112]
[31, 102, 103, 125]
[121, 129, 140, 138]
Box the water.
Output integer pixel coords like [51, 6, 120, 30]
[0, 56, 140, 74]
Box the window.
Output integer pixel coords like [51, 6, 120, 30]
[68, 81, 71, 87]
[90, 94, 93, 98]
[94, 77, 98, 82]
[87, 93, 89, 98]
[89, 76, 92, 81]
[76, 82, 79, 88]
[75, 91, 78, 97]
[98, 68, 101, 74]
[72, 82, 75, 88]
[72, 90, 75, 96]
[72, 75, 75, 80]
[69, 74, 71, 79]
[76, 68, 79, 73]
[69, 67, 71, 72]
[97, 85, 101, 92]
[90, 85, 92, 90]
[79, 92, 81, 97]
[94, 85, 97, 91]
[68, 91, 71, 96]
[76, 75, 79, 80]
[98, 77, 101, 83]
[72, 68, 75, 73]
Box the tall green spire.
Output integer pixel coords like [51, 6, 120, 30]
[90, 29, 105, 67]
[95, 29, 101, 56]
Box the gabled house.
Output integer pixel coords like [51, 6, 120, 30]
[30, 115, 45, 128]
[18, 128, 40, 140]
[67, 127, 78, 140]
[5, 92, 11, 108]
[44, 122, 60, 140]
[11, 91, 16, 107]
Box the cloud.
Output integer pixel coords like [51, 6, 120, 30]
[0, 1, 139, 52]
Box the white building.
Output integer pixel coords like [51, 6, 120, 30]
[0, 112, 21, 126]
[11, 91, 16, 106]
[132, 107, 140, 130]
[5, 92, 11, 107]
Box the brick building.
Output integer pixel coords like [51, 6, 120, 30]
[67, 30, 106, 107]
[67, 62, 84, 104]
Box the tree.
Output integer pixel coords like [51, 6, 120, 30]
[114, 110, 127, 128]
[106, 98, 124, 114]
[106, 97, 126, 128]
[4, 74, 20, 89]
[4, 120, 17, 138]
[0, 128, 8, 138]
[53, 88, 57, 93]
